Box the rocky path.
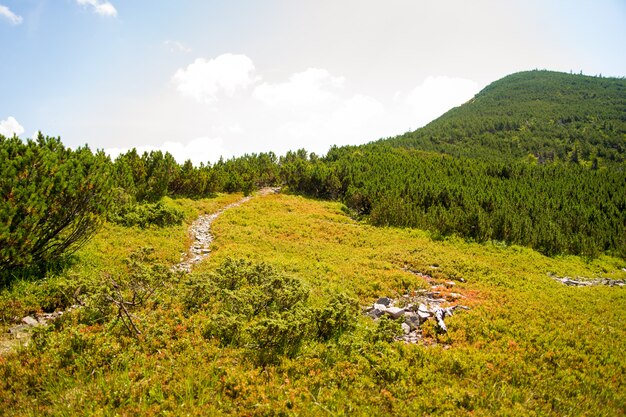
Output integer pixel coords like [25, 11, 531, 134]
[173, 187, 280, 273]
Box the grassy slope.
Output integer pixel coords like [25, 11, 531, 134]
[1, 192, 625, 416]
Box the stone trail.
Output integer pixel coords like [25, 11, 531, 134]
[172, 187, 280, 274]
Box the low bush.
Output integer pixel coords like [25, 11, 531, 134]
[185, 258, 358, 365]
[108, 200, 184, 228]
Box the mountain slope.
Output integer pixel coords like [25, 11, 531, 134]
[281, 71, 626, 257]
[383, 70, 626, 163]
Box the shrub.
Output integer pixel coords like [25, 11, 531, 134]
[369, 316, 403, 343]
[185, 258, 357, 365]
[311, 293, 359, 341]
[0, 134, 113, 272]
[108, 200, 184, 228]
[80, 247, 173, 336]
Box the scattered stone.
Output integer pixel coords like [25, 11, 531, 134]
[376, 297, 392, 306]
[21, 316, 39, 327]
[364, 289, 470, 344]
[373, 303, 388, 312]
[433, 307, 447, 333]
[549, 273, 626, 288]
[417, 310, 431, 322]
[404, 312, 421, 330]
[384, 307, 405, 319]
[367, 308, 385, 319]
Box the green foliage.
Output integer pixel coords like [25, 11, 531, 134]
[113, 149, 281, 201]
[79, 247, 174, 337]
[285, 145, 626, 258]
[1, 194, 625, 415]
[369, 316, 403, 343]
[108, 199, 184, 228]
[311, 293, 359, 341]
[0, 134, 113, 272]
[184, 258, 356, 365]
[275, 71, 626, 258]
[386, 70, 626, 165]
[278, 71, 626, 258]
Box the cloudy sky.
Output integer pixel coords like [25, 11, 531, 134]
[1, 1, 625, 164]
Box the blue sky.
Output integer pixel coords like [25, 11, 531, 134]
[1, 0, 625, 163]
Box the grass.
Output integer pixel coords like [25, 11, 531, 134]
[1, 191, 625, 416]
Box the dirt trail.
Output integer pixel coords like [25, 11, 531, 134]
[173, 187, 280, 273]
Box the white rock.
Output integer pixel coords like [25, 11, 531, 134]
[21, 316, 39, 326]
[417, 310, 431, 320]
[384, 307, 405, 319]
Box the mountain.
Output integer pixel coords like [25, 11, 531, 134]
[383, 70, 626, 164]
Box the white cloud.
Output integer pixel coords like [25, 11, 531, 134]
[106, 137, 231, 166]
[76, 0, 117, 17]
[264, 93, 386, 156]
[0, 5, 23, 25]
[405, 76, 479, 127]
[0, 116, 25, 137]
[163, 40, 192, 54]
[332, 94, 384, 127]
[253, 68, 344, 107]
[172, 54, 257, 104]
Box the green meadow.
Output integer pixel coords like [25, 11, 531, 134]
[1, 191, 624, 416]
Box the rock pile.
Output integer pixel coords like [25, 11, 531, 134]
[364, 292, 470, 344]
[549, 273, 625, 287]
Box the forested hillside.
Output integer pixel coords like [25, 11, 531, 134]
[285, 145, 626, 257]
[385, 70, 626, 164]
[285, 71, 626, 258]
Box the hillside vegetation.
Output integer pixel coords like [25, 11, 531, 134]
[386, 70, 626, 164]
[284, 71, 626, 257]
[1, 192, 625, 415]
[3, 70, 623, 267]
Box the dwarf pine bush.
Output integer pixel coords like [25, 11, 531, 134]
[0, 134, 113, 273]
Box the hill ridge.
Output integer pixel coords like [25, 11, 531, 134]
[380, 70, 626, 164]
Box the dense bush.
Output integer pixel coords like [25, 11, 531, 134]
[108, 200, 184, 228]
[184, 258, 358, 365]
[281, 148, 626, 258]
[0, 134, 113, 271]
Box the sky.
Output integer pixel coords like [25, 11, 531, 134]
[1, 0, 625, 164]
